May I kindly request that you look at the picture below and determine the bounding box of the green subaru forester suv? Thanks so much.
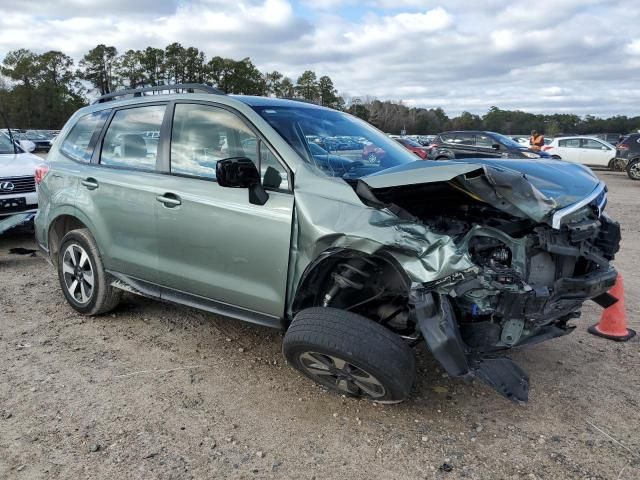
[35,84,621,403]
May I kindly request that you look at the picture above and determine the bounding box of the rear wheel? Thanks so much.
[627,159,640,180]
[551,155,561,159]
[57,229,121,315]
[283,307,416,403]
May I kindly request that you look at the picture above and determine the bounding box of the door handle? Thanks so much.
[156,194,182,207]
[81,178,98,190]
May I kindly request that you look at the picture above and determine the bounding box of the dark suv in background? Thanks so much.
[428,130,553,160]
[616,133,640,180]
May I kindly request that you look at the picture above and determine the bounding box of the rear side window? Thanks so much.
[559,139,580,148]
[100,105,166,171]
[60,110,110,162]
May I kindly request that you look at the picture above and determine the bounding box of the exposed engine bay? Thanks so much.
[293,171,621,402]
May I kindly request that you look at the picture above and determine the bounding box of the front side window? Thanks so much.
[60,110,111,162]
[170,103,288,189]
[581,139,606,150]
[100,105,165,170]
[559,138,580,148]
[475,134,494,147]
[453,133,475,145]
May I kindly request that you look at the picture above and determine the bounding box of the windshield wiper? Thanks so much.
[0,108,19,155]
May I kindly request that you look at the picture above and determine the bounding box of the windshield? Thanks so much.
[491,132,526,149]
[0,132,19,154]
[252,105,418,179]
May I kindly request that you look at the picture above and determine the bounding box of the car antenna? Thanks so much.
[0,108,18,155]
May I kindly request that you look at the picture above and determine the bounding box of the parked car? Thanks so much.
[23,130,56,152]
[0,130,45,221]
[394,137,429,159]
[543,136,617,169]
[616,133,640,180]
[361,143,386,164]
[35,84,620,404]
[428,131,554,160]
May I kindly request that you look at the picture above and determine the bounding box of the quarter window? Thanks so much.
[60,110,111,162]
[100,105,165,170]
[170,103,288,189]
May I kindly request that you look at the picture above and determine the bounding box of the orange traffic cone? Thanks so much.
[588,274,636,341]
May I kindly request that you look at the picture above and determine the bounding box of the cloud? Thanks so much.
[0,0,638,117]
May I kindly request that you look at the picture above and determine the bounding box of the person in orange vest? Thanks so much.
[529,130,545,151]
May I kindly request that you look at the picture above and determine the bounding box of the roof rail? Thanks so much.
[92,83,225,104]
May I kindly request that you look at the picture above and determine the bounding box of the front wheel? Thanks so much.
[283,308,416,403]
[627,159,640,180]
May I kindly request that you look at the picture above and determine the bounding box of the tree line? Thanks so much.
[0,43,343,128]
[347,102,640,137]
[1,43,639,136]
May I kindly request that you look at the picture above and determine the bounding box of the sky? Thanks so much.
[0,0,638,117]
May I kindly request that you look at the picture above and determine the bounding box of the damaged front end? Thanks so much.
[290,157,621,402]
[350,160,620,402]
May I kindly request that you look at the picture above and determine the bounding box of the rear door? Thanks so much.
[556,138,582,163]
[154,102,294,320]
[76,103,168,284]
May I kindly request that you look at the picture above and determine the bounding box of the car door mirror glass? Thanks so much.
[216,157,260,188]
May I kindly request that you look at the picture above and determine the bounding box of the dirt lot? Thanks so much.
[1,170,639,480]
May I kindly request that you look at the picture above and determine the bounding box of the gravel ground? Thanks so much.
[1,170,639,480]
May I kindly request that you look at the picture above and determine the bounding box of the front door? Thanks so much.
[580,138,612,167]
[154,102,294,319]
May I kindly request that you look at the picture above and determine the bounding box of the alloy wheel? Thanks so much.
[629,161,640,180]
[298,351,386,399]
[62,243,95,305]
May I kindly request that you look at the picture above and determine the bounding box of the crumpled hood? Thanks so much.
[361,158,601,222]
[0,153,44,178]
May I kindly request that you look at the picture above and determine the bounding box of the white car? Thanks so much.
[544,136,617,169]
[0,131,45,220]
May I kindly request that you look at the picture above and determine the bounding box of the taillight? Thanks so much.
[618,143,629,151]
[35,165,49,184]
[428,143,438,149]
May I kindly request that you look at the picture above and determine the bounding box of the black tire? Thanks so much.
[57,228,121,315]
[283,307,416,403]
[435,156,449,160]
[551,155,561,159]
[627,158,640,180]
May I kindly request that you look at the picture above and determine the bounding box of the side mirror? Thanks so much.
[492,143,501,150]
[19,140,36,153]
[216,157,269,205]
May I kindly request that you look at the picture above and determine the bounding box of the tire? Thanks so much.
[436,156,449,160]
[57,228,122,315]
[626,158,640,180]
[283,307,416,403]
[551,155,561,159]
